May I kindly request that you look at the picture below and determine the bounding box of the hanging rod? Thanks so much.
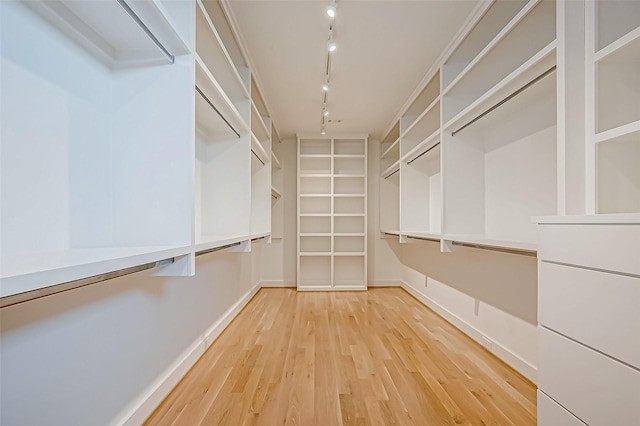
[450,241,536,257]
[407,142,440,165]
[252,235,268,242]
[384,168,400,180]
[407,235,440,243]
[117,0,174,64]
[0,258,174,309]
[196,242,242,257]
[451,66,557,136]
[195,86,241,138]
[252,149,265,165]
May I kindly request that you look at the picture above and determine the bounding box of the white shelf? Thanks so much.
[334,174,365,178]
[534,214,640,225]
[444,41,557,131]
[195,57,246,141]
[333,154,366,159]
[300,194,332,197]
[595,26,640,63]
[300,233,331,237]
[196,0,249,106]
[401,97,440,141]
[251,133,269,165]
[443,0,541,96]
[299,173,332,177]
[1,245,192,298]
[300,213,332,217]
[334,252,366,257]
[381,138,400,160]
[334,213,365,217]
[401,130,440,164]
[299,154,332,158]
[595,120,640,144]
[333,194,365,198]
[382,161,401,178]
[299,252,332,257]
[442,234,537,252]
[24,0,191,68]
[194,233,252,252]
[271,151,282,170]
[251,100,270,143]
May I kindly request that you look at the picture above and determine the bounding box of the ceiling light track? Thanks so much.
[320,2,337,135]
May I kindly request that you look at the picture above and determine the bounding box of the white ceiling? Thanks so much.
[227,0,480,141]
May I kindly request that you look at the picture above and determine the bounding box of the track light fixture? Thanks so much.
[323,109,329,117]
[328,40,337,52]
[327,1,336,18]
[321,127,326,135]
[322,78,330,91]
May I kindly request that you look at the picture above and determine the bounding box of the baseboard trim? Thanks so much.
[260,280,296,288]
[116,281,262,425]
[368,279,403,287]
[399,281,537,383]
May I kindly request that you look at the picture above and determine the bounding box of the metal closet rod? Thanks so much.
[407,235,440,243]
[384,168,400,180]
[196,241,242,256]
[195,86,241,138]
[252,149,265,165]
[451,66,557,137]
[407,141,440,165]
[117,0,174,64]
[450,241,536,257]
[0,258,174,309]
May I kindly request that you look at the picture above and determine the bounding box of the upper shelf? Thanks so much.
[196,0,249,105]
[272,151,282,170]
[195,56,248,141]
[25,0,191,68]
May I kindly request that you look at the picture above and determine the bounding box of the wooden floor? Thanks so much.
[146,288,536,425]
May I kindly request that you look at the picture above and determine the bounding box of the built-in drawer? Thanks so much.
[538,223,640,276]
[539,261,640,368]
[538,327,640,425]
[538,390,585,426]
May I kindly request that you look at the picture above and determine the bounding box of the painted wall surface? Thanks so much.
[399,241,538,381]
[0,248,259,425]
[368,139,404,286]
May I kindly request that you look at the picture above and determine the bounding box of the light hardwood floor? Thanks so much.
[145,288,536,425]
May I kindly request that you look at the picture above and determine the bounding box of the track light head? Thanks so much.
[323,109,329,116]
[321,128,326,135]
[327,2,336,18]
[328,41,337,52]
[322,79,330,91]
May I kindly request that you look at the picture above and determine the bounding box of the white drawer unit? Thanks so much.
[537,214,640,426]
[538,327,640,425]
[537,391,585,426]
[539,261,640,368]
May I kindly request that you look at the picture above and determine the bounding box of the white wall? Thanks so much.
[368,139,404,286]
[398,242,538,382]
[0,246,261,425]
[260,138,298,287]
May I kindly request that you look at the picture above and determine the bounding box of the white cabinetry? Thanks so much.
[298,136,367,290]
[536,215,640,425]
[1,0,277,304]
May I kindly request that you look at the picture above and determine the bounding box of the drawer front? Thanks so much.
[539,261,640,368]
[538,224,640,276]
[538,327,640,425]
[538,390,586,426]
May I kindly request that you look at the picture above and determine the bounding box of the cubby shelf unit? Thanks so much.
[297,135,368,290]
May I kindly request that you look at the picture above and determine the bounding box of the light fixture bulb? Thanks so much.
[322,80,329,91]
[321,128,326,135]
[326,3,336,18]
[328,41,337,52]
[323,109,329,116]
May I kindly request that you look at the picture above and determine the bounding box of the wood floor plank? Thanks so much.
[145,288,536,425]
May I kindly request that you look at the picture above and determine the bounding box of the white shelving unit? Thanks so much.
[1,0,280,303]
[298,136,368,290]
[588,0,640,214]
[194,0,252,252]
[1,0,194,297]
